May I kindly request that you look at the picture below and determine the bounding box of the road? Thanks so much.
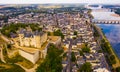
[15,63,38,72]
[66,39,72,72]
[93,24,111,71]
[0,33,10,43]
[0,47,6,63]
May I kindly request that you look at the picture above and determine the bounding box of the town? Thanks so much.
[0,4,118,72]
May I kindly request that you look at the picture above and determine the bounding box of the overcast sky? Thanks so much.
[0,0,120,4]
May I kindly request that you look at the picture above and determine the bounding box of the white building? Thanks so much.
[93,68,109,72]
[19,48,40,64]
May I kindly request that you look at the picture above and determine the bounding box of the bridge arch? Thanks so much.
[92,20,120,24]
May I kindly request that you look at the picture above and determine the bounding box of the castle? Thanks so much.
[12,27,61,64]
[18,27,47,48]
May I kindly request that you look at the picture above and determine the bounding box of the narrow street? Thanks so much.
[66,39,72,72]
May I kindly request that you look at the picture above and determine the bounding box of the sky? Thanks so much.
[0,0,120,4]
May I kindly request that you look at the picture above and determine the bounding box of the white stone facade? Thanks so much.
[19,49,39,64]
[19,33,47,48]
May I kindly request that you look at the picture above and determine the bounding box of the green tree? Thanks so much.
[7,44,12,49]
[109,55,116,64]
[79,50,84,56]
[82,47,90,53]
[36,44,63,72]
[116,67,120,72]
[71,52,76,62]
[1,23,41,37]
[47,32,51,36]
[74,31,77,35]
[54,30,64,39]
[79,62,92,72]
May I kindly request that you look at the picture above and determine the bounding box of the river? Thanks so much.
[91,10,120,58]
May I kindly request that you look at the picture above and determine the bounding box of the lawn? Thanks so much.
[94,24,120,69]
[104,38,120,68]
[0,36,7,45]
[0,60,25,72]
[2,47,34,69]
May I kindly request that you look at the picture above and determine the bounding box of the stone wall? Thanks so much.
[19,49,39,64]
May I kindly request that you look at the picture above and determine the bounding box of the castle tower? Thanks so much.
[19,34,24,46]
[26,25,32,32]
[34,35,41,48]
[43,33,47,43]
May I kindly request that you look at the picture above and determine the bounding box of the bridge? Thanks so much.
[85,4,102,9]
[92,20,120,24]
[92,9,112,12]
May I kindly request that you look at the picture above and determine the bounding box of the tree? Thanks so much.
[54,30,64,39]
[1,23,41,38]
[98,50,102,53]
[79,50,84,56]
[7,44,11,49]
[74,31,77,35]
[71,52,76,62]
[110,55,115,60]
[109,55,116,64]
[73,37,76,40]
[116,67,120,72]
[63,52,67,58]
[36,44,63,72]
[47,32,51,36]
[82,47,90,53]
[79,62,92,72]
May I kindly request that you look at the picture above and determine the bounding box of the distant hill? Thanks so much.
[115,8,120,15]
[0,7,17,10]
[102,5,120,8]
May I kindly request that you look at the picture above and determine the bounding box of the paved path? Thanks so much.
[66,39,72,72]
[15,63,38,72]
[0,34,10,43]
[93,24,111,71]
[0,48,6,63]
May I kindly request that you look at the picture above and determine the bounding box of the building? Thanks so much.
[18,27,47,48]
[12,27,62,64]
[93,68,109,72]
[19,47,40,64]
[48,36,61,47]
[18,42,49,64]
[11,27,48,64]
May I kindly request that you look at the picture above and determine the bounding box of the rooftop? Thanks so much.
[19,28,45,37]
[48,36,61,42]
[19,47,39,54]
[40,41,49,50]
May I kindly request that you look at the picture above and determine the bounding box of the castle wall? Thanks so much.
[23,38,30,47]
[49,37,61,47]
[40,33,47,45]
[19,32,48,48]
[30,38,35,47]
[40,42,49,58]
[19,49,39,64]
[19,34,24,46]
[55,37,61,47]
[34,36,41,48]
[18,30,48,64]
[33,51,40,63]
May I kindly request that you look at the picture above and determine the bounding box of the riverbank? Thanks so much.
[111,14,120,17]
[91,11,120,20]
[93,24,120,69]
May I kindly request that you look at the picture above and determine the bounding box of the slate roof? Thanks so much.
[19,28,45,38]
